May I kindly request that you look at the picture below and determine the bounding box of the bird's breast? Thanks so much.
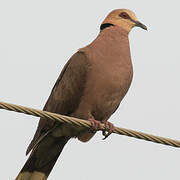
[76,57,133,121]
[76,32,133,120]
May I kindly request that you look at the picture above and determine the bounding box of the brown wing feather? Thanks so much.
[26,51,90,154]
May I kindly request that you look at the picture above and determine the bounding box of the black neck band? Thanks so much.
[100,23,114,31]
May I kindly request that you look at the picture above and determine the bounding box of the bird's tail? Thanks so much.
[16,135,69,180]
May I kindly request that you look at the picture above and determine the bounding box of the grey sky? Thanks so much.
[0,0,180,179]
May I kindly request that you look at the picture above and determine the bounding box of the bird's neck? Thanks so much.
[86,26,130,51]
[100,25,129,37]
[82,26,131,63]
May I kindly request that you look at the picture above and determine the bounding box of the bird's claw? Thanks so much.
[89,119,114,139]
[89,118,101,133]
[102,121,115,140]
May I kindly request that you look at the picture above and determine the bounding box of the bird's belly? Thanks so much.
[72,61,133,122]
[91,68,132,106]
[90,86,123,120]
[76,73,132,121]
[73,64,133,142]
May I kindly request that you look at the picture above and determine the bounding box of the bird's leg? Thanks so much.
[89,118,101,133]
[101,121,115,140]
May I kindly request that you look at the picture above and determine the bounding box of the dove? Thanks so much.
[16,9,147,180]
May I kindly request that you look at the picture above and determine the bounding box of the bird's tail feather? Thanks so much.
[16,135,69,180]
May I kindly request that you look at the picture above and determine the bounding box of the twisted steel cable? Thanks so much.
[0,101,180,148]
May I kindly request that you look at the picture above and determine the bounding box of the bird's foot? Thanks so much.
[88,119,115,139]
[89,118,101,132]
[102,121,115,140]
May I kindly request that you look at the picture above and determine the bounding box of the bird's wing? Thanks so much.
[26,51,90,154]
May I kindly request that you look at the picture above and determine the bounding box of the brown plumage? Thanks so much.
[16,9,147,180]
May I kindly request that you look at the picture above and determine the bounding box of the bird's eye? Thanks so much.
[119,12,130,19]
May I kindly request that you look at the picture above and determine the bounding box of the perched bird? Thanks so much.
[16,9,147,180]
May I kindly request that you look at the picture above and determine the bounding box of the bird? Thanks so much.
[16,9,147,180]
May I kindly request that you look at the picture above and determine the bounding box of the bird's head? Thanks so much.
[100,9,147,33]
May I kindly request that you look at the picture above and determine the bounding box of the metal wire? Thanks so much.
[0,101,180,148]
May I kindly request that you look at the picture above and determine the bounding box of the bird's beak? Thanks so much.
[134,20,147,30]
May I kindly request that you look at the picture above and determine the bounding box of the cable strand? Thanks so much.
[0,101,180,148]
